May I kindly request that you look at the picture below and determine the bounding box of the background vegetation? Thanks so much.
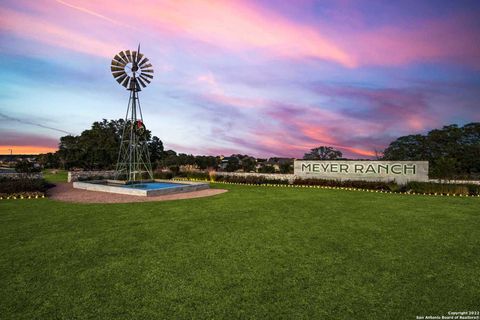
[35,121,480,179]
[383,123,480,179]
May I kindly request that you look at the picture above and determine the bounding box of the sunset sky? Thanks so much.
[1,0,479,157]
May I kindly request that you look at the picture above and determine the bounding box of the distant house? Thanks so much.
[0,154,38,167]
[255,158,267,171]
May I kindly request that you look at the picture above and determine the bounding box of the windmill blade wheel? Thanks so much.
[111,49,154,91]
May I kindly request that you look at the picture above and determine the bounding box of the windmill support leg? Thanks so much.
[115,87,153,182]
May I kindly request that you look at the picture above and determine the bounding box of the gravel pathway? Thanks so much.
[47,183,227,204]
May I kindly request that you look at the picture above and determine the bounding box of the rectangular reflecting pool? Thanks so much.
[73,179,209,197]
[121,182,189,190]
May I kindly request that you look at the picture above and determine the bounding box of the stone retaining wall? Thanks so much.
[68,171,116,183]
[0,172,43,179]
[428,179,480,185]
[213,171,295,183]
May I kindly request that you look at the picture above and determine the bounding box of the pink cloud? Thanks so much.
[0,131,59,154]
[53,0,128,27]
[341,13,480,67]
[3,0,479,68]
[126,0,356,66]
[116,1,479,68]
[313,85,440,133]
[194,99,382,158]
[6,0,355,67]
[204,93,267,110]
[0,6,123,58]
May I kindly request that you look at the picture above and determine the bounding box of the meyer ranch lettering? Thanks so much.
[301,162,417,175]
[294,160,429,183]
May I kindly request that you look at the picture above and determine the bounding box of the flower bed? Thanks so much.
[0,177,50,199]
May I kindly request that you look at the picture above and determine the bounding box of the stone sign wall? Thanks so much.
[294,160,429,184]
[68,170,116,183]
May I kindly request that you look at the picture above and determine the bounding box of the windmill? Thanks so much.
[111,45,154,181]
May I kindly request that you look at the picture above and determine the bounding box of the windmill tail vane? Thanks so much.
[110,46,154,181]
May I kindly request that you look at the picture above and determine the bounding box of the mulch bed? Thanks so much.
[47,183,227,204]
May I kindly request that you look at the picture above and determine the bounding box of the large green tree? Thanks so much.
[241,157,256,172]
[37,152,60,169]
[303,146,343,160]
[383,123,480,178]
[56,119,163,170]
[225,157,240,172]
[148,136,164,169]
[194,156,220,170]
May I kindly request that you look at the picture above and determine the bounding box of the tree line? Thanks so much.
[382,123,480,179]
[37,119,480,179]
[300,123,480,179]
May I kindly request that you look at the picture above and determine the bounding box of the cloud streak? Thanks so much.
[54,0,123,26]
[0,6,122,58]
[0,112,74,135]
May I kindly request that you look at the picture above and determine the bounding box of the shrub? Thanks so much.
[169,166,180,175]
[467,184,480,196]
[405,182,479,196]
[258,165,276,173]
[279,163,293,174]
[15,161,41,174]
[0,177,50,194]
[263,178,290,185]
[185,171,210,180]
[292,178,397,191]
[154,171,173,180]
[214,175,266,185]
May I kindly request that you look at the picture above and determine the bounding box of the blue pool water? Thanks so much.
[120,182,187,190]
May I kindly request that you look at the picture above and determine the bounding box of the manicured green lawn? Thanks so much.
[42,169,68,183]
[1,184,479,319]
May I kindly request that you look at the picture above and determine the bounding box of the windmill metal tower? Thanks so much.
[111,45,154,181]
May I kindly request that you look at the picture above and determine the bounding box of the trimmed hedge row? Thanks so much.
[213,174,290,185]
[293,178,397,191]
[176,171,210,180]
[404,182,479,196]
